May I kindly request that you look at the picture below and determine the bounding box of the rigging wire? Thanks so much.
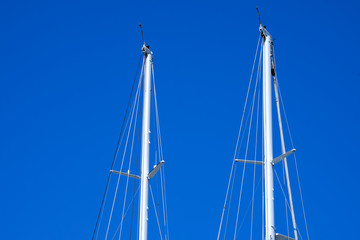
[250,68,261,240]
[294,156,309,239]
[223,35,263,240]
[129,92,142,240]
[297,227,304,240]
[283,158,290,238]
[272,47,291,239]
[150,185,164,240]
[223,95,262,240]
[217,34,261,240]
[274,169,304,240]
[92,53,143,240]
[155,151,160,206]
[282,150,290,236]
[118,81,142,240]
[222,41,261,240]
[222,156,237,240]
[234,178,262,238]
[110,185,141,240]
[223,83,264,239]
[95,63,143,239]
[274,170,291,211]
[152,64,170,240]
[223,66,263,239]
[276,78,310,240]
[160,164,169,240]
[105,69,143,240]
[233,45,261,240]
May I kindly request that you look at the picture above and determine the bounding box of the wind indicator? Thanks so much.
[139,22,145,45]
[256,6,262,26]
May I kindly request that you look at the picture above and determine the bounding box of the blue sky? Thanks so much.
[1,0,359,239]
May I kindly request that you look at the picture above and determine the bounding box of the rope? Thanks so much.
[92,53,143,240]
[217,34,261,240]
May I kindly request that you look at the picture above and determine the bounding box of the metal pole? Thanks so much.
[261,27,276,240]
[273,69,299,240]
[138,45,153,240]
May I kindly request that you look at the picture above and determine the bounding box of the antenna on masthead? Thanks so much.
[139,22,145,45]
[256,6,262,26]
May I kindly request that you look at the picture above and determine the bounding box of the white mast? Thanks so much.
[230,11,298,240]
[96,25,165,240]
[138,44,153,240]
[261,25,276,240]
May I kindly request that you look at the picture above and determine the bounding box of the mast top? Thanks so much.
[139,23,153,55]
[259,25,272,39]
[142,45,153,55]
[256,7,272,39]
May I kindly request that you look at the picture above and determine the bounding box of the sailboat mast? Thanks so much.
[261,25,276,240]
[138,44,153,240]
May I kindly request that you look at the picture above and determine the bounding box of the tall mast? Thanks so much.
[260,25,275,240]
[138,44,153,240]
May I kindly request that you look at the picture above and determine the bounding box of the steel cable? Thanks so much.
[217,34,261,240]
[91,53,143,240]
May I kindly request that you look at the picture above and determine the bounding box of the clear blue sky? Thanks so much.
[1,0,359,239]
